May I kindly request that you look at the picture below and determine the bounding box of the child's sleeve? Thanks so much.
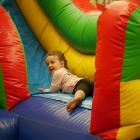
[49,70,64,92]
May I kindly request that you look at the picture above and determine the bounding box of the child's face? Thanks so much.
[45,55,64,74]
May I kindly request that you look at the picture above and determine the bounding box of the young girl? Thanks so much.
[38,50,93,112]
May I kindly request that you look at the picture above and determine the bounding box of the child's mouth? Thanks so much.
[49,67,54,72]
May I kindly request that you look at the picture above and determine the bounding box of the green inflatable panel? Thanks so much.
[37,0,100,54]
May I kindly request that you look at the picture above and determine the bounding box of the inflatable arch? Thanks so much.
[0,0,102,110]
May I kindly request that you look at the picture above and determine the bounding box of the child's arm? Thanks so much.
[38,69,64,93]
[49,70,63,92]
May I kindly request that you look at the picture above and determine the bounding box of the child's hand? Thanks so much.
[37,88,50,92]
[37,88,45,92]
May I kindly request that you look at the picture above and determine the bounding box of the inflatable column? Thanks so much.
[90,0,140,139]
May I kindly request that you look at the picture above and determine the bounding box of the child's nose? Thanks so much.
[48,64,52,67]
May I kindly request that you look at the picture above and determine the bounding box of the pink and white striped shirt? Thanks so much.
[48,67,82,93]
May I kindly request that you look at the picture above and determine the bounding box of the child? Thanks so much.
[38,50,93,112]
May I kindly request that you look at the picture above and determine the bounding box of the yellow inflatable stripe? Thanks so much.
[16,0,95,79]
[117,79,140,139]
[16,0,49,38]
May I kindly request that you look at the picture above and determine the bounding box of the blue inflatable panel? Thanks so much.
[0,110,18,140]
[11,96,103,140]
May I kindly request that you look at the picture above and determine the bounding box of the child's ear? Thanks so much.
[60,61,65,67]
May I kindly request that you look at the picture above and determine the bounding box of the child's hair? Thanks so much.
[45,50,67,68]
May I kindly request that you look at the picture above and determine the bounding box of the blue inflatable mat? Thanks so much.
[33,92,92,110]
[0,110,18,140]
[11,96,102,140]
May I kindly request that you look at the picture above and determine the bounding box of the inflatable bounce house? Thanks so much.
[0,0,140,140]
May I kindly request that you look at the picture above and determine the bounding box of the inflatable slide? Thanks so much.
[0,0,140,140]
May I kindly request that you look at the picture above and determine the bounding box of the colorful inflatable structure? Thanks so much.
[0,0,140,140]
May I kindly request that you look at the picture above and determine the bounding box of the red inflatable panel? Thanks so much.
[0,6,30,110]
